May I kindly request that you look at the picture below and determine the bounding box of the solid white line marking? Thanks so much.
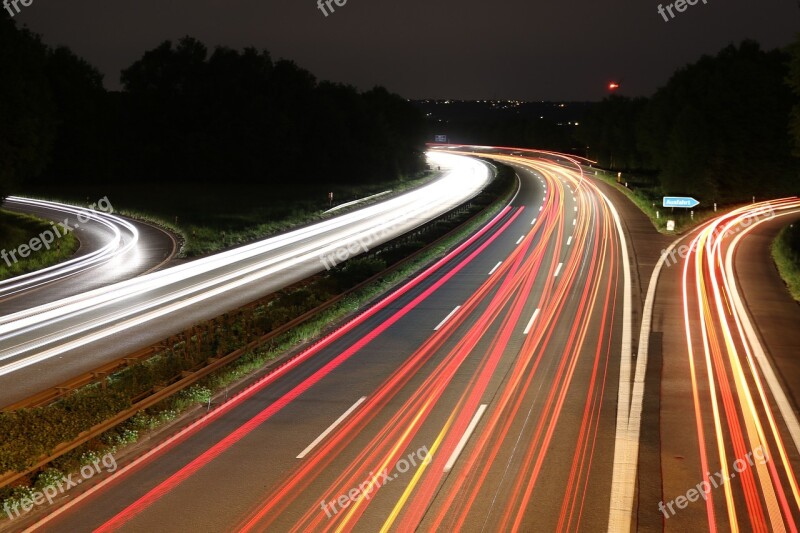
[554,263,563,278]
[444,404,488,473]
[601,189,634,533]
[297,397,367,459]
[567,236,573,246]
[516,235,525,245]
[435,305,462,331]
[488,262,502,276]
[523,308,541,335]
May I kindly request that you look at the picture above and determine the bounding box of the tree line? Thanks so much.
[576,40,799,202]
[0,13,427,201]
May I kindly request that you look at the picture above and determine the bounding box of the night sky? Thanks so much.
[15,0,800,101]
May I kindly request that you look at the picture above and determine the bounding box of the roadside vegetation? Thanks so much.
[589,167,743,235]
[0,210,79,281]
[772,223,800,302]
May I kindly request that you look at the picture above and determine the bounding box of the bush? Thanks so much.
[332,256,387,288]
[773,223,800,302]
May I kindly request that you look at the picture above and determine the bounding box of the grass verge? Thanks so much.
[589,167,741,235]
[0,210,79,281]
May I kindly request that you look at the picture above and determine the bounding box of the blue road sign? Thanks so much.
[663,196,699,209]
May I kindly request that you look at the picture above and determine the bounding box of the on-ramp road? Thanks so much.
[0,196,177,313]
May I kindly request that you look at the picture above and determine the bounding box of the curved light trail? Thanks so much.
[680,198,800,532]
[0,153,490,387]
[0,197,140,298]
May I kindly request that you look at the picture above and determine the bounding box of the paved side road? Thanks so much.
[733,213,800,408]
[590,178,673,532]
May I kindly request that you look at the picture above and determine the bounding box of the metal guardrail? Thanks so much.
[2,346,161,411]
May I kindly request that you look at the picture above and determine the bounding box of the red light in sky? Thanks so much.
[608,82,620,91]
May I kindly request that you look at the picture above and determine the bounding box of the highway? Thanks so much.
[0,152,490,406]
[0,197,177,313]
[7,148,800,532]
[15,150,634,532]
